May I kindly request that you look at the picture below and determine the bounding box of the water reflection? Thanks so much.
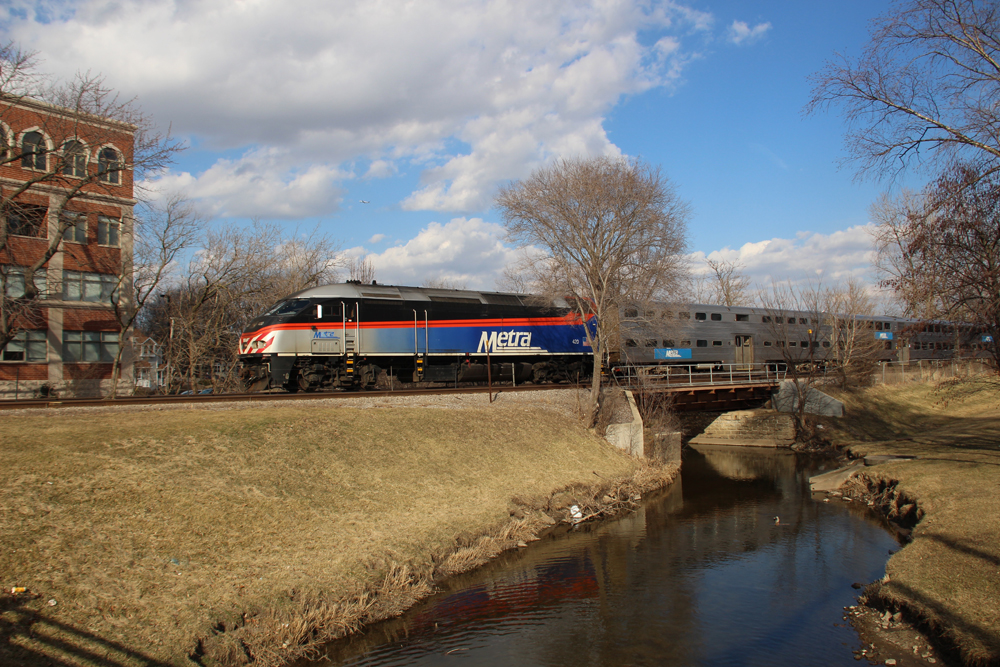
[313,447,898,667]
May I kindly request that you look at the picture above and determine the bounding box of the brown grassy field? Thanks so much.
[822,379,1000,666]
[0,393,669,666]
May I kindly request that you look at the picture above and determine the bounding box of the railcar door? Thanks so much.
[734,335,754,368]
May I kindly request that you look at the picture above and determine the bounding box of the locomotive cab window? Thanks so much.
[265,299,310,318]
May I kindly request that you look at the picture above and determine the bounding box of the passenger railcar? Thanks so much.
[615,303,993,370]
[239,282,594,392]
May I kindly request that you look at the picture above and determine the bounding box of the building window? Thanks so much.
[736,314,749,322]
[63,270,118,303]
[1,330,47,362]
[696,339,708,347]
[2,266,47,298]
[6,203,48,238]
[98,147,121,183]
[62,331,119,363]
[62,212,88,244]
[21,131,46,170]
[711,313,722,321]
[98,216,120,247]
[61,140,87,177]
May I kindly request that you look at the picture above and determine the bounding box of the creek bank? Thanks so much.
[0,389,676,667]
[814,380,1000,667]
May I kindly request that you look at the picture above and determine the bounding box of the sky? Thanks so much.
[1,0,914,293]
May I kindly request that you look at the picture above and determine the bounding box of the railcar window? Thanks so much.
[762,316,772,323]
[645,339,657,347]
[662,311,673,319]
[264,299,310,317]
[778,341,785,347]
[663,339,675,347]
[875,322,883,331]
[763,341,772,347]
[736,314,749,322]
[885,322,891,330]
[711,313,722,321]
[695,312,706,321]
[625,339,638,347]
[773,317,783,324]
[624,307,639,318]
[802,341,810,348]
[680,340,691,346]
[788,341,796,347]
[646,310,656,318]
[712,340,722,346]
[822,341,831,348]
[799,318,807,325]
[696,340,707,347]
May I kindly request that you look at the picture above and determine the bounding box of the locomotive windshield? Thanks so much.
[263,298,311,318]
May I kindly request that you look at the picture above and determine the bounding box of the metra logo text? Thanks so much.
[477,330,546,353]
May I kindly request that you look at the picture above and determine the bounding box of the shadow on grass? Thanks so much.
[882,580,1000,665]
[923,532,1000,568]
[1,596,173,667]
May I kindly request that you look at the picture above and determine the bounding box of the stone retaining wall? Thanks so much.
[689,409,796,448]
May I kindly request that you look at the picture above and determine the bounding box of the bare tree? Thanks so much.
[823,278,885,388]
[758,281,826,440]
[808,0,1000,181]
[106,194,202,395]
[0,45,181,351]
[871,164,1000,369]
[346,255,376,284]
[148,221,341,392]
[496,155,690,424]
[706,258,754,306]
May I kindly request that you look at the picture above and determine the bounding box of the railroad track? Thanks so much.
[0,382,574,411]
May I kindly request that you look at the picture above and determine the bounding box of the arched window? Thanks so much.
[21,131,46,170]
[98,147,121,183]
[61,140,87,178]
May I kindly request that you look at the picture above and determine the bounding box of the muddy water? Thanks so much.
[315,447,898,666]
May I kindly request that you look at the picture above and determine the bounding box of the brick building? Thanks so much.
[0,95,135,398]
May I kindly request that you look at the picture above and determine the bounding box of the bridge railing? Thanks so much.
[610,362,788,389]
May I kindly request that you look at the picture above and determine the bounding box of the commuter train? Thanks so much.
[238,282,595,392]
[238,283,994,392]
[614,303,994,371]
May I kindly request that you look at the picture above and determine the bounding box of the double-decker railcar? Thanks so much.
[614,303,993,370]
[239,282,594,392]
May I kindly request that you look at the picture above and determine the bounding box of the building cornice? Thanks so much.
[0,93,138,134]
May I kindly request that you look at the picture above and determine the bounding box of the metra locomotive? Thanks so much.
[238,282,594,392]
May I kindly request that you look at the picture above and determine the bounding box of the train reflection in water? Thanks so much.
[308,447,898,667]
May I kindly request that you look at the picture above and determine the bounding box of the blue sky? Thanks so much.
[3,0,912,292]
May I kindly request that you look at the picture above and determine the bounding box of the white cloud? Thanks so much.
[368,233,387,244]
[362,217,519,289]
[691,225,877,287]
[144,150,349,219]
[6,0,713,215]
[726,20,771,46]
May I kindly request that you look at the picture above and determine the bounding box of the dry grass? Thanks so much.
[0,394,665,666]
[821,379,1000,666]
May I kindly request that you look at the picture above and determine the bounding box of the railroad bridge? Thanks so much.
[611,363,785,412]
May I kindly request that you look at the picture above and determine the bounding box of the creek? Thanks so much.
[314,446,898,666]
